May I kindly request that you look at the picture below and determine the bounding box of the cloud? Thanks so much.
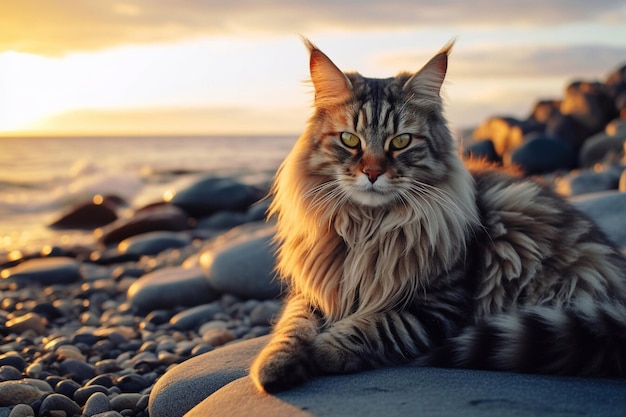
[2,0,624,55]
[378,44,626,80]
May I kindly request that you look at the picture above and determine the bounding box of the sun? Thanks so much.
[0,51,63,132]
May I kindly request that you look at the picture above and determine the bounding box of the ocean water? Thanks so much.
[0,135,295,254]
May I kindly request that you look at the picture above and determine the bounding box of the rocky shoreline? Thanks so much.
[1,62,626,417]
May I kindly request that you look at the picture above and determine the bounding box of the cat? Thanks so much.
[250,38,626,393]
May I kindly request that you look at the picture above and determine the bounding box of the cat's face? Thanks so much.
[302,40,456,209]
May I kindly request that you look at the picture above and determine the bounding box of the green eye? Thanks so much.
[340,132,361,149]
[390,134,411,150]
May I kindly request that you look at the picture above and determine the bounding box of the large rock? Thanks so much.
[472,117,529,158]
[509,135,576,175]
[571,191,626,248]
[127,266,221,311]
[199,222,282,300]
[97,203,190,246]
[49,196,120,230]
[560,80,617,135]
[149,335,626,417]
[169,176,264,218]
[148,336,268,417]
[579,120,626,167]
[0,257,82,286]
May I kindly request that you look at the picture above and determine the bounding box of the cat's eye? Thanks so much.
[340,132,361,149]
[390,134,411,151]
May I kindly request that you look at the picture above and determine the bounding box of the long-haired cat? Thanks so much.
[250,39,626,393]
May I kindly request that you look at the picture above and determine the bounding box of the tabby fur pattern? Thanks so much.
[250,39,626,393]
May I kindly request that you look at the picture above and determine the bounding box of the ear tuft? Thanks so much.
[302,37,352,107]
[403,40,454,99]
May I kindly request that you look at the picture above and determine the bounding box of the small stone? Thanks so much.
[90,412,123,417]
[249,300,282,326]
[201,328,236,347]
[115,374,150,393]
[55,344,86,362]
[0,355,26,372]
[117,231,191,257]
[58,358,96,383]
[83,392,112,417]
[7,403,34,417]
[39,393,82,417]
[110,393,143,411]
[74,386,110,406]
[5,312,47,336]
[0,366,22,382]
[195,211,248,231]
[168,303,223,330]
[54,379,81,398]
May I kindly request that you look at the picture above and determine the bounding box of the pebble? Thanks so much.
[82,391,111,416]
[0,380,50,406]
[510,135,576,175]
[58,359,96,383]
[49,198,119,230]
[7,404,34,417]
[39,393,82,417]
[168,303,223,330]
[117,231,192,257]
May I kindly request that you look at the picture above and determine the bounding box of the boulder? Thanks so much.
[169,176,264,218]
[199,222,282,300]
[127,266,221,311]
[96,203,190,246]
[510,135,576,175]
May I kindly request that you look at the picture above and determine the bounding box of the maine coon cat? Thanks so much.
[250,39,626,393]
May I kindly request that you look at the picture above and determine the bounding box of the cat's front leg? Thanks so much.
[250,293,320,393]
[312,309,436,373]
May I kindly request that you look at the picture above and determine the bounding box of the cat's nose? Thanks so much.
[363,168,384,183]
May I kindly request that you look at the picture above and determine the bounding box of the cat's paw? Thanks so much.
[312,331,368,374]
[250,345,315,394]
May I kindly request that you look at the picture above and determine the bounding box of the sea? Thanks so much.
[0,135,296,255]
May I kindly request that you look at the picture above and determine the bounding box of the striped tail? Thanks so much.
[432,301,626,377]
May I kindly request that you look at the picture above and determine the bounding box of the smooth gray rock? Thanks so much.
[169,303,223,330]
[117,231,191,256]
[127,266,221,311]
[186,366,626,417]
[200,223,282,300]
[148,336,268,417]
[150,334,626,417]
[572,191,626,248]
[1,257,82,286]
[170,176,263,218]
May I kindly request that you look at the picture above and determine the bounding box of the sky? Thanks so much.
[0,0,625,136]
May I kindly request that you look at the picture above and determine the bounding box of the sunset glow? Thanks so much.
[1,0,625,136]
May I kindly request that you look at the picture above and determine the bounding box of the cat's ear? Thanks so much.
[403,41,454,99]
[303,38,352,107]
